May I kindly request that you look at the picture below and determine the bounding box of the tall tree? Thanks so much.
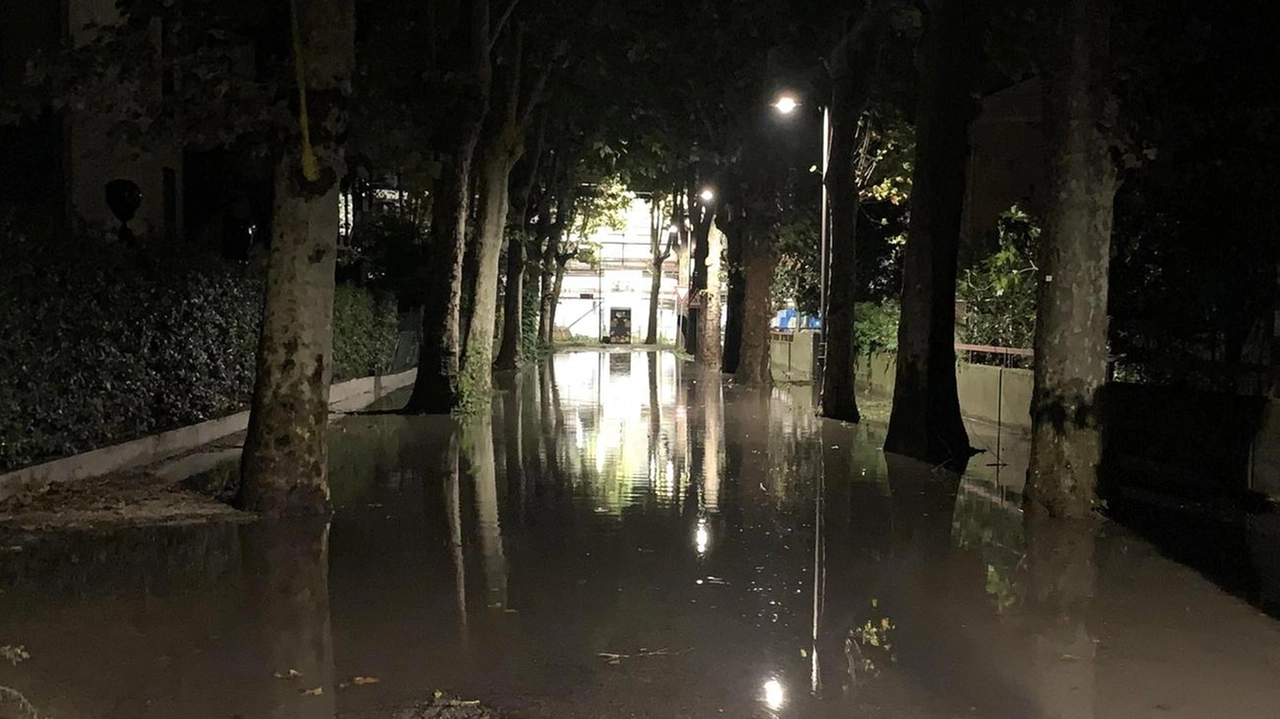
[239,0,355,515]
[1024,0,1118,518]
[819,2,892,422]
[645,194,676,345]
[459,26,553,407]
[404,0,493,413]
[883,0,987,462]
[494,115,547,370]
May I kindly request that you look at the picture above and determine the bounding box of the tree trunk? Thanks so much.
[819,89,862,422]
[733,237,779,387]
[1025,0,1117,518]
[688,188,709,358]
[697,223,724,369]
[817,2,892,422]
[645,198,666,346]
[405,0,491,414]
[460,146,516,406]
[238,0,353,516]
[495,230,526,369]
[722,222,746,374]
[646,259,664,345]
[549,258,568,338]
[883,0,986,463]
[495,136,546,370]
[537,237,557,345]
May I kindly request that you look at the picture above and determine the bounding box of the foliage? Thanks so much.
[770,216,821,316]
[853,301,901,357]
[573,176,632,239]
[0,221,400,473]
[956,206,1039,350]
[338,212,431,306]
[332,285,399,382]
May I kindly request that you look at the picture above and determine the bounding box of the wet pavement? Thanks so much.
[3,349,1280,718]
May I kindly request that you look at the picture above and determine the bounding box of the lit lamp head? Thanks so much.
[699,188,715,203]
[772,94,800,115]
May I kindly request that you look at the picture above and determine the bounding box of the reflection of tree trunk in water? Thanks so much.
[698,373,723,511]
[885,453,963,558]
[242,519,336,718]
[648,352,662,484]
[442,431,469,644]
[1021,519,1098,718]
[463,417,507,610]
[499,373,527,514]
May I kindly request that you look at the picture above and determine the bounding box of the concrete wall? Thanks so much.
[0,369,417,501]
[843,351,1033,433]
[769,330,818,383]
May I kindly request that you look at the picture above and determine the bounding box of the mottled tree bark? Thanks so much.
[884,0,987,463]
[238,0,354,516]
[1025,0,1117,518]
[460,146,516,404]
[405,0,491,414]
[697,223,725,369]
[462,32,550,400]
[495,129,546,370]
[733,234,779,387]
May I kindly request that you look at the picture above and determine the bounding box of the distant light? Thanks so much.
[668,223,681,234]
[695,519,709,555]
[772,95,799,114]
[699,189,715,202]
[763,678,785,711]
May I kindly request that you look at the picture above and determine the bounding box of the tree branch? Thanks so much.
[488,0,520,52]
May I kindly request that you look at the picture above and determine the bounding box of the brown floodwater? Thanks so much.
[3,349,1280,718]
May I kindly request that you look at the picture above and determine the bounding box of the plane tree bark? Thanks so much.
[460,28,553,407]
[238,0,355,516]
[405,0,494,414]
[883,0,988,463]
[1024,0,1118,518]
[494,115,547,370]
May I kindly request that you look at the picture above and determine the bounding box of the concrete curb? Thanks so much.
[0,368,417,502]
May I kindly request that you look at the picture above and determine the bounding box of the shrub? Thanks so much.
[853,301,900,356]
[332,284,398,381]
[0,221,401,473]
[956,206,1039,351]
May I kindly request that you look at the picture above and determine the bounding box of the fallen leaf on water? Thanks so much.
[273,669,302,680]
[352,676,380,686]
[300,687,324,696]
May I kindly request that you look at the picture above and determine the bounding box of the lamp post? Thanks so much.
[773,94,831,374]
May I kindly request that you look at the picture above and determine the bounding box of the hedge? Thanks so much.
[0,227,399,473]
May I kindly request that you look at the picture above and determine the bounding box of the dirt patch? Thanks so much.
[0,472,249,532]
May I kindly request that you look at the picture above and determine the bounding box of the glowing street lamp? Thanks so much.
[699,188,715,203]
[772,94,800,115]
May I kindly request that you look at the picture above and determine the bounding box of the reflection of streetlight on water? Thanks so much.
[694,518,710,555]
[763,677,786,711]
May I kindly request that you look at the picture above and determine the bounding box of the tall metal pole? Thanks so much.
[819,106,831,328]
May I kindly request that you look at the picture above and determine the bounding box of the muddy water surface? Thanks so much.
[3,349,1280,719]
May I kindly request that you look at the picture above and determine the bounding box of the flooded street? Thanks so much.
[4,349,1280,718]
